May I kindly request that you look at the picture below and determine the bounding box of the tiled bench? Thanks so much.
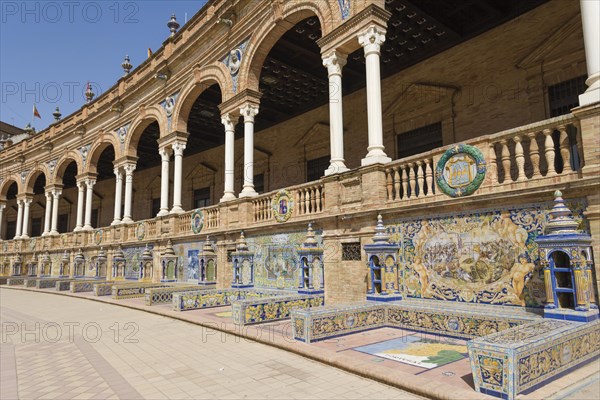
[112,283,172,299]
[232,293,324,326]
[291,303,388,343]
[468,319,600,399]
[144,285,209,306]
[71,280,113,293]
[172,289,283,311]
[7,278,25,286]
[37,278,67,289]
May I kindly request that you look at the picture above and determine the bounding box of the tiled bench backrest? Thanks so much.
[232,293,324,326]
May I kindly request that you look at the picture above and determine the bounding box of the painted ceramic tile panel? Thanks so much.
[122,246,150,279]
[388,199,588,307]
[247,230,323,290]
[353,335,468,369]
[173,241,211,282]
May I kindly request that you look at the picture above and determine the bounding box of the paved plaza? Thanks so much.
[1,288,425,400]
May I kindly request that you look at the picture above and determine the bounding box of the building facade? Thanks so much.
[1,0,599,307]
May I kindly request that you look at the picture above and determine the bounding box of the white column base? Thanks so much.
[361,147,391,166]
[73,226,82,232]
[41,232,48,237]
[169,206,185,214]
[82,225,93,231]
[111,219,122,226]
[13,235,21,240]
[220,192,236,203]
[239,186,258,198]
[49,230,59,236]
[20,234,29,239]
[157,209,170,217]
[579,76,600,106]
[324,161,350,176]
[121,217,134,224]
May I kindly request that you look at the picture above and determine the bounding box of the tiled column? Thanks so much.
[122,163,136,224]
[579,0,600,106]
[83,178,96,230]
[220,113,236,202]
[323,51,349,175]
[42,191,52,236]
[74,181,85,231]
[14,199,23,239]
[158,146,172,217]
[20,196,32,237]
[358,26,391,166]
[239,104,259,198]
[50,189,62,235]
[171,142,186,213]
[112,168,123,225]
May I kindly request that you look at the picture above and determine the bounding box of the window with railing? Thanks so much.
[396,122,443,160]
[194,187,211,209]
[548,75,587,117]
[307,155,330,182]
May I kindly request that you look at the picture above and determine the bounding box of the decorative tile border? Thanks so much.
[144,285,207,306]
[172,288,284,311]
[232,294,324,326]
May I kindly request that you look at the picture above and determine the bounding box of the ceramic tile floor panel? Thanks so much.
[0,289,424,400]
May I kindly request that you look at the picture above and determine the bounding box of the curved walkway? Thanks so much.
[0,289,423,400]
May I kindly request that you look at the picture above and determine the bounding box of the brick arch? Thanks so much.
[87,133,120,173]
[171,63,231,134]
[238,1,336,92]
[54,151,83,183]
[124,105,167,156]
[23,165,51,193]
[0,176,20,200]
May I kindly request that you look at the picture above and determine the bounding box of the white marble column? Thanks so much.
[240,104,259,197]
[42,191,52,236]
[220,113,236,202]
[358,26,391,166]
[579,0,600,106]
[20,198,32,239]
[74,181,85,231]
[122,163,136,224]
[0,203,5,240]
[14,199,23,239]
[158,147,172,216]
[83,179,96,230]
[50,190,61,235]
[171,142,186,213]
[323,51,350,175]
[112,168,123,225]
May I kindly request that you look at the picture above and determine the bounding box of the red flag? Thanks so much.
[33,105,41,119]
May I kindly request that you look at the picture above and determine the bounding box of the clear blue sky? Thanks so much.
[1,1,208,131]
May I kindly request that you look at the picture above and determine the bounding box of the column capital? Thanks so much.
[113,167,123,178]
[322,51,347,76]
[157,130,189,147]
[158,146,173,160]
[240,103,259,123]
[358,25,386,55]
[219,88,262,116]
[171,141,186,156]
[123,163,137,175]
[114,155,139,168]
[221,113,236,131]
[52,189,62,198]
[85,178,97,187]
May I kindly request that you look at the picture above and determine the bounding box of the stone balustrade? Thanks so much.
[252,195,273,222]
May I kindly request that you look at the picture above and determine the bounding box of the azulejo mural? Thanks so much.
[191,209,204,234]
[247,230,323,290]
[388,199,588,307]
[436,144,486,197]
[272,189,294,223]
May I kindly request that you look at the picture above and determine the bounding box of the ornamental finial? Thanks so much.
[545,190,579,234]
